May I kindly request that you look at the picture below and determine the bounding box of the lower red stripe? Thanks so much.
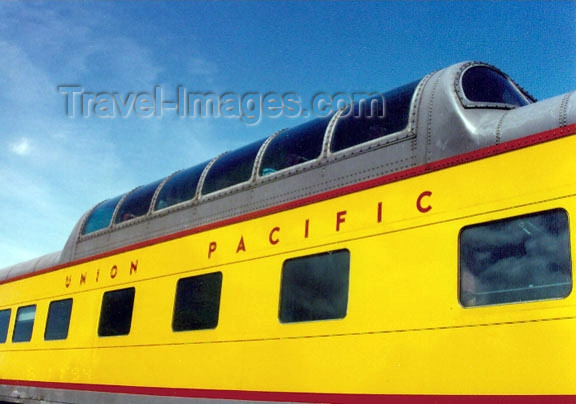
[1,379,575,403]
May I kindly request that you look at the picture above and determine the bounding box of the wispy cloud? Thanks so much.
[0,39,53,110]
[8,137,32,156]
[66,36,162,89]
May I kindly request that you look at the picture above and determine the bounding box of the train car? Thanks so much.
[0,61,575,403]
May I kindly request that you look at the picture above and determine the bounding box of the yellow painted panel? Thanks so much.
[0,133,575,395]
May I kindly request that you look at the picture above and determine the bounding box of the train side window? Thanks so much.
[459,209,572,307]
[259,117,331,176]
[154,161,209,211]
[115,180,163,224]
[45,299,73,341]
[98,288,135,337]
[279,249,350,323]
[82,195,123,235]
[0,309,11,343]
[330,81,419,153]
[13,305,36,343]
[173,272,222,331]
[202,139,266,195]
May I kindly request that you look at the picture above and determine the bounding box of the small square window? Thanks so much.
[279,249,350,323]
[45,299,73,341]
[173,272,222,331]
[98,288,135,337]
[13,305,36,343]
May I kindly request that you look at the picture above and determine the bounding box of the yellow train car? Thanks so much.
[0,61,575,403]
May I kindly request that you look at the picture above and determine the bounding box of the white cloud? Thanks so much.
[8,137,32,156]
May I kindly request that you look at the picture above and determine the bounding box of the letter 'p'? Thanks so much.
[208,241,217,258]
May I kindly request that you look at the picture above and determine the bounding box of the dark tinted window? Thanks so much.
[116,180,162,223]
[260,117,331,176]
[45,299,73,341]
[98,288,135,337]
[459,209,572,307]
[202,139,266,195]
[279,249,350,323]
[155,162,209,210]
[173,272,222,331]
[331,81,419,152]
[82,195,123,235]
[0,309,11,343]
[13,305,36,342]
[461,66,531,107]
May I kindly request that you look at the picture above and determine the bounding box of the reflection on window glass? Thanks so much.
[331,81,419,152]
[13,305,36,342]
[45,299,73,341]
[0,309,11,343]
[82,195,123,235]
[98,288,135,337]
[279,249,350,323]
[202,139,266,195]
[173,272,223,331]
[461,67,532,107]
[459,209,572,307]
[260,117,331,176]
[115,180,162,223]
[155,162,209,210]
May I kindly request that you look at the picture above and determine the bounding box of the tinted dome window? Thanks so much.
[331,80,419,152]
[461,66,531,107]
[202,138,266,195]
[260,117,331,176]
[82,195,123,235]
[116,180,162,224]
[155,161,209,211]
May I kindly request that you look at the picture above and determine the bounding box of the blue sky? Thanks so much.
[1,1,575,268]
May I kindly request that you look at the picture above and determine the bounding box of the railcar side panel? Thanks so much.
[0,129,575,402]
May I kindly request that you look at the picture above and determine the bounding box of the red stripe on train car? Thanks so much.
[1,379,576,403]
[2,122,576,286]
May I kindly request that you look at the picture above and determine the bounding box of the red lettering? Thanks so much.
[130,260,138,275]
[377,202,383,223]
[336,210,347,231]
[110,265,118,279]
[80,272,87,285]
[236,236,246,253]
[96,269,100,283]
[417,191,432,213]
[304,219,310,238]
[65,275,72,288]
[269,227,280,245]
[208,241,217,258]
